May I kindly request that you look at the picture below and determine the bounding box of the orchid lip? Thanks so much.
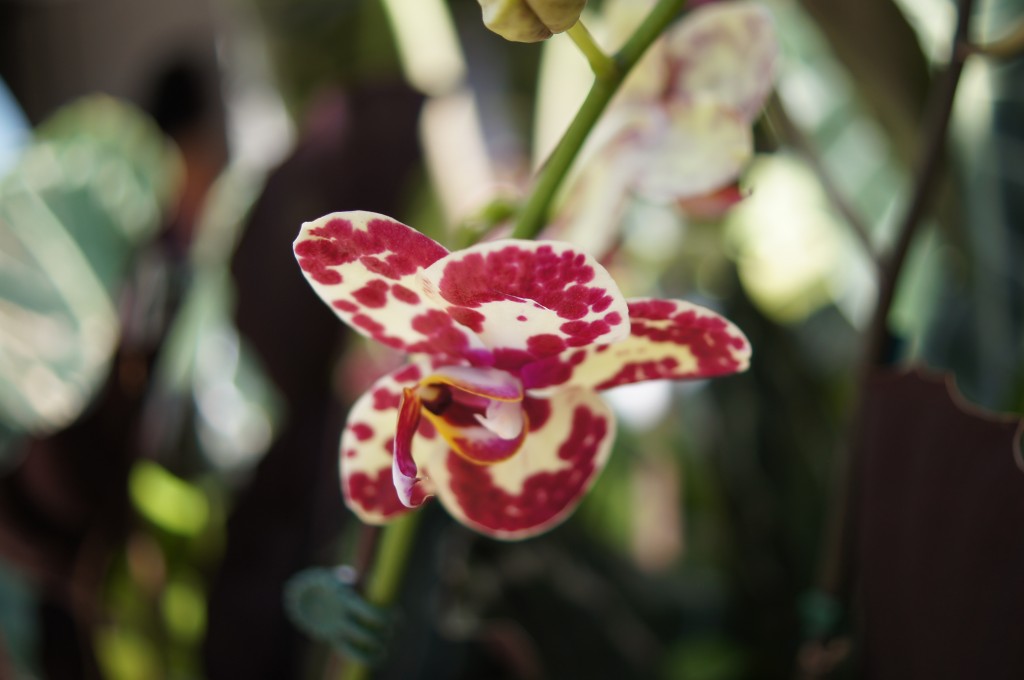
[418,376,529,466]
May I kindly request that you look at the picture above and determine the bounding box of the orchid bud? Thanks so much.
[477,0,587,43]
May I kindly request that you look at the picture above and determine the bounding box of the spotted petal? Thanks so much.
[340,362,445,524]
[419,239,630,367]
[422,387,615,540]
[522,298,751,391]
[294,211,484,359]
[627,99,753,203]
[663,0,778,122]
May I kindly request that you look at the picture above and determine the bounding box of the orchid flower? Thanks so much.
[552,1,777,255]
[294,211,750,539]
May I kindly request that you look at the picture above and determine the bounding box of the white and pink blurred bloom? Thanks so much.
[294,211,750,539]
[553,1,778,255]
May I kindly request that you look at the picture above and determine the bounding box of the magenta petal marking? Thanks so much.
[295,212,446,282]
[420,240,630,366]
[346,469,408,520]
[519,349,588,391]
[522,298,750,391]
[294,211,484,358]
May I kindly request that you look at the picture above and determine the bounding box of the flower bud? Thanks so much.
[477,0,587,43]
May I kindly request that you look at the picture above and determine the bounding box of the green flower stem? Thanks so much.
[364,511,421,605]
[338,512,422,680]
[511,0,688,240]
[567,21,616,80]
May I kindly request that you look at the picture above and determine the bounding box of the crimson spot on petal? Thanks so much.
[347,468,408,518]
[392,284,420,305]
[449,307,485,333]
[351,423,374,441]
[372,387,401,411]
[393,364,423,383]
[527,334,566,356]
[353,279,389,308]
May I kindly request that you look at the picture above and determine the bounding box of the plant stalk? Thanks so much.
[511,0,688,240]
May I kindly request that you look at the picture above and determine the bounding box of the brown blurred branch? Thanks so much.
[810,0,979,669]
[864,0,977,369]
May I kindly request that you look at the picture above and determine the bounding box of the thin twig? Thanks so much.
[567,21,617,80]
[864,0,976,369]
[816,0,977,628]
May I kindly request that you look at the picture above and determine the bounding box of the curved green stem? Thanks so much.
[567,21,616,79]
[364,512,421,605]
[511,0,688,240]
[337,512,422,680]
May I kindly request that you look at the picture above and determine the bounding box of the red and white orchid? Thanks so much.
[294,211,750,539]
[553,1,777,255]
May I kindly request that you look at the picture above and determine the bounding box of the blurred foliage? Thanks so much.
[0,560,37,677]
[96,162,278,680]
[99,475,225,680]
[923,0,1024,413]
[248,0,403,116]
[143,164,284,478]
[0,96,178,446]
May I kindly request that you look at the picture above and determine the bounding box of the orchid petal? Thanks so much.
[522,298,750,391]
[340,362,444,524]
[663,1,778,121]
[420,240,630,368]
[629,99,753,203]
[294,211,484,359]
[423,388,615,540]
